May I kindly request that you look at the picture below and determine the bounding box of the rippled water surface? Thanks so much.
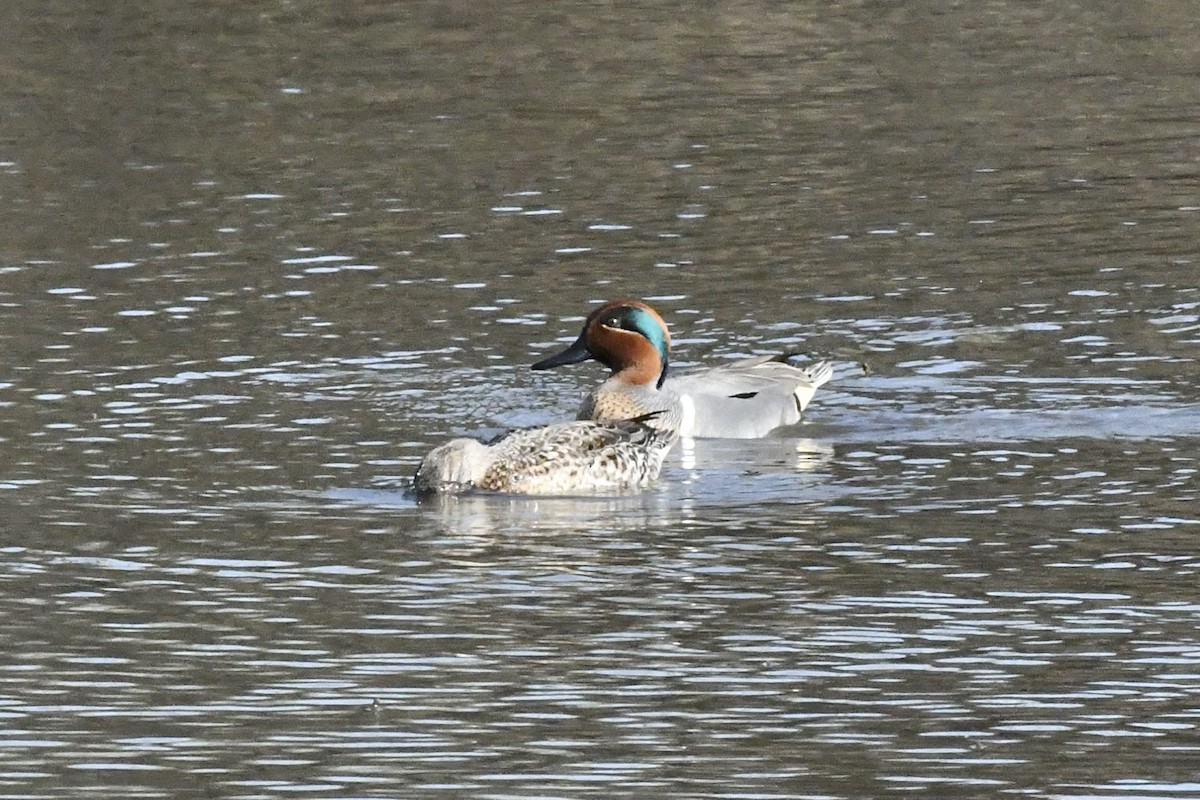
[2,1,1199,798]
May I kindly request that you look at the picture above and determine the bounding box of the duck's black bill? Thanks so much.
[531,336,591,370]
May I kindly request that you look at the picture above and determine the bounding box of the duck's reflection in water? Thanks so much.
[674,435,835,478]
[413,487,685,540]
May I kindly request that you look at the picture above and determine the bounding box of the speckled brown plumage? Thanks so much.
[414,415,677,496]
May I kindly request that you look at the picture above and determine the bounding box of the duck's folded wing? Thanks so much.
[665,360,833,438]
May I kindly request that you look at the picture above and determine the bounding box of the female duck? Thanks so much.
[531,299,832,439]
[414,414,676,495]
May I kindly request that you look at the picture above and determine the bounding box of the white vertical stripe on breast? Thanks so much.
[679,393,696,438]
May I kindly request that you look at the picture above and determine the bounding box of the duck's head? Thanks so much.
[531,299,670,388]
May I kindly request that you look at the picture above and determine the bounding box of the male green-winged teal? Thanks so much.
[532,299,832,438]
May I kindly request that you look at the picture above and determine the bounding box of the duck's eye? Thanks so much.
[604,316,622,329]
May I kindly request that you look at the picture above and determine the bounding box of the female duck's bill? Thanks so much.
[413,414,678,496]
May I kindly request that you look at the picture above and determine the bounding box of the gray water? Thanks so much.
[2,2,1199,798]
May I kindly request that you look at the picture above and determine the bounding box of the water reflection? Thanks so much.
[5,479,1200,798]
[336,486,686,540]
